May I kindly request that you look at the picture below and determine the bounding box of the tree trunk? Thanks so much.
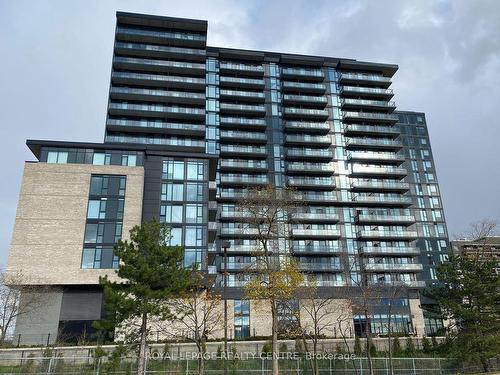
[313,338,318,375]
[387,322,394,375]
[198,340,205,375]
[365,310,374,375]
[271,300,279,375]
[137,312,148,375]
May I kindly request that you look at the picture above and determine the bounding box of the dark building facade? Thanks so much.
[7,12,450,344]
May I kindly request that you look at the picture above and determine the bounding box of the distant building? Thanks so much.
[452,236,500,273]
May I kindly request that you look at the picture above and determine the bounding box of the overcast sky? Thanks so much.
[1,0,499,266]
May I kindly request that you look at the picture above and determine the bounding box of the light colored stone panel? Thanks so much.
[409,298,425,337]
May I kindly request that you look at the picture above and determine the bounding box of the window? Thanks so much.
[92,153,111,165]
[185,226,204,247]
[160,205,183,223]
[167,228,182,246]
[161,183,183,201]
[47,151,68,164]
[186,183,205,201]
[184,249,202,267]
[81,247,118,269]
[87,199,106,219]
[234,300,250,339]
[163,160,185,180]
[186,204,204,223]
[187,161,205,180]
[121,154,137,166]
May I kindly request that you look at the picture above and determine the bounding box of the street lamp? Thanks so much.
[221,240,230,375]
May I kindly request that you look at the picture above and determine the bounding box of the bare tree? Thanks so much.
[0,270,49,346]
[334,303,359,375]
[171,286,223,375]
[238,185,304,375]
[383,284,408,375]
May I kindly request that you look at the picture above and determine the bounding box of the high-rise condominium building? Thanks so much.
[7,12,450,344]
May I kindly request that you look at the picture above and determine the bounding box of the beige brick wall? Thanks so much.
[7,162,144,285]
[299,299,353,338]
[409,298,425,337]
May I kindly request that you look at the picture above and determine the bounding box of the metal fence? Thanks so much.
[0,356,477,374]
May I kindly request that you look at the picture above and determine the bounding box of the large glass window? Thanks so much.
[81,247,118,269]
[163,160,185,180]
[168,228,182,246]
[87,199,106,219]
[185,226,204,247]
[161,183,184,201]
[92,153,111,165]
[234,300,250,339]
[187,161,205,180]
[160,205,183,223]
[185,204,204,223]
[47,151,68,164]
[186,183,205,201]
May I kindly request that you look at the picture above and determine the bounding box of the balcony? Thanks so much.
[351,165,407,177]
[282,81,326,93]
[351,195,412,207]
[219,117,267,129]
[220,130,267,144]
[114,42,206,61]
[108,102,205,120]
[111,71,205,89]
[368,280,426,288]
[219,63,264,76]
[219,174,268,186]
[356,213,416,225]
[220,227,259,237]
[219,210,251,220]
[286,148,333,160]
[359,246,420,256]
[105,135,204,150]
[285,121,330,133]
[106,119,205,136]
[341,98,396,110]
[339,73,392,87]
[283,107,329,119]
[350,179,410,192]
[220,262,256,272]
[115,26,206,47]
[343,111,399,123]
[346,137,403,150]
[291,212,339,223]
[220,76,265,89]
[298,263,343,272]
[285,134,331,146]
[109,86,205,105]
[282,67,324,80]
[364,263,423,272]
[357,229,418,239]
[293,192,337,203]
[220,145,267,157]
[305,280,346,287]
[340,86,394,99]
[348,151,405,164]
[286,162,335,175]
[293,246,342,255]
[291,228,341,239]
[113,56,205,75]
[287,177,334,189]
[283,94,328,106]
[344,124,399,138]
[220,103,266,115]
[218,190,249,200]
[219,159,268,171]
[219,89,265,102]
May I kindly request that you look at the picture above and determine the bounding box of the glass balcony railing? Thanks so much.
[356,214,416,224]
[293,192,337,202]
[341,98,396,108]
[287,162,335,173]
[105,135,204,147]
[219,210,251,219]
[285,121,330,132]
[282,81,326,91]
[220,174,268,184]
[115,42,206,56]
[282,68,324,78]
[108,102,204,116]
[220,76,265,86]
[368,280,426,288]
[287,177,334,187]
[347,138,403,148]
[343,111,399,122]
[351,179,410,191]
[283,94,328,104]
[292,229,341,237]
[113,56,205,71]
[340,86,394,97]
[220,145,266,155]
[287,148,333,158]
[291,212,339,222]
[112,71,205,86]
[218,190,249,199]
[298,263,343,271]
[219,89,265,99]
[220,262,256,271]
[220,103,266,113]
[364,263,423,272]
[110,86,205,101]
[345,124,399,136]
[357,229,418,238]
[348,151,404,162]
[340,73,392,83]
[351,165,407,175]
[352,195,412,205]
[220,117,267,127]
[284,108,329,117]
[116,26,206,42]
[220,63,264,73]
[286,135,331,144]
[294,245,342,254]
[106,119,205,132]
[220,227,259,236]
[359,246,420,255]
[219,159,268,170]
[220,130,267,141]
